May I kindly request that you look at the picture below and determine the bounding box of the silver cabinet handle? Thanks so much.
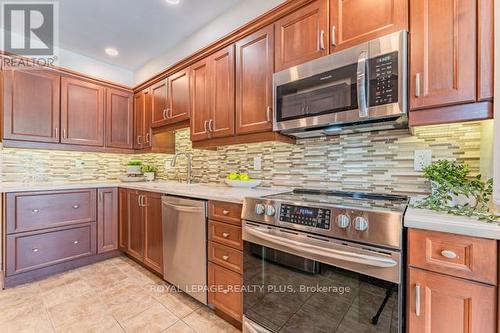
[138,195,142,207]
[73,240,79,245]
[203,120,208,133]
[54,127,58,138]
[163,109,168,120]
[415,283,421,316]
[266,106,272,122]
[440,250,457,259]
[415,73,421,97]
[208,119,214,132]
[32,248,39,253]
[32,208,39,214]
[319,30,325,50]
[222,289,229,294]
[73,204,80,209]
[145,132,150,143]
[62,128,67,139]
[222,255,229,261]
[166,108,172,118]
[99,191,103,202]
[142,195,148,207]
[222,232,230,238]
[331,26,337,46]
[356,51,369,118]
[137,135,142,145]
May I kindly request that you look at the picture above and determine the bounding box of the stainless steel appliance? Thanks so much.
[241,189,408,332]
[273,30,408,138]
[162,196,208,304]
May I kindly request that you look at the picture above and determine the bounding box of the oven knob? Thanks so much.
[336,214,350,229]
[354,216,369,231]
[265,205,276,216]
[255,204,265,215]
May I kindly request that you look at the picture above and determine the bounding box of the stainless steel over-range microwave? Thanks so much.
[273,30,408,138]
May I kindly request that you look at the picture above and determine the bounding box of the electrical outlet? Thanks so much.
[253,156,262,171]
[75,160,85,169]
[414,150,432,171]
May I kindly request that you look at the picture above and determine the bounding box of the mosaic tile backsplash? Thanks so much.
[0,122,485,196]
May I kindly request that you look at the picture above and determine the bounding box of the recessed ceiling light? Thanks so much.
[105,47,119,56]
[165,0,180,5]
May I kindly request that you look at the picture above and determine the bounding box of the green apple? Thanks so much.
[227,172,239,180]
[239,173,250,181]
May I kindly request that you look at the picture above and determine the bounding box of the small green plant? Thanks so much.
[127,160,142,166]
[412,160,499,223]
[142,165,157,173]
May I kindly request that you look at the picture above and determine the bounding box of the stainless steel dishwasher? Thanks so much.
[162,196,208,304]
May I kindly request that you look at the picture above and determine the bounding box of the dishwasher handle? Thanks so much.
[162,201,205,213]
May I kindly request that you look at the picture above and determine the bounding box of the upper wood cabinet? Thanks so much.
[105,88,133,149]
[274,0,328,72]
[3,69,60,143]
[151,79,169,128]
[190,58,211,142]
[408,268,496,333]
[235,25,274,135]
[410,0,477,110]
[330,0,408,52]
[133,88,151,149]
[478,0,493,101]
[61,77,105,146]
[167,69,190,123]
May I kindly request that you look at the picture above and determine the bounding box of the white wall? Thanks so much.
[134,0,286,85]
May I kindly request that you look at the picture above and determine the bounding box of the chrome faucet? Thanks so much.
[170,152,193,184]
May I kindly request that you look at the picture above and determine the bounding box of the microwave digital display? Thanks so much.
[369,51,399,106]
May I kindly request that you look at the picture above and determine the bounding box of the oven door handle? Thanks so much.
[244,226,397,268]
[357,51,369,118]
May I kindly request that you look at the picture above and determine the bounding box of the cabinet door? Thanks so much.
[142,88,152,149]
[190,58,211,142]
[167,69,190,123]
[3,69,60,143]
[330,0,408,52]
[151,79,169,128]
[208,262,242,322]
[133,90,146,149]
[235,25,274,135]
[410,0,476,110]
[126,190,144,261]
[143,192,163,274]
[61,77,105,146]
[274,0,328,72]
[97,188,118,254]
[408,268,496,333]
[210,45,235,139]
[118,188,128,252]
[105,88,133,149]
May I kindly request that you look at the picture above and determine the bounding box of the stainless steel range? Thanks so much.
[241,189,408,333]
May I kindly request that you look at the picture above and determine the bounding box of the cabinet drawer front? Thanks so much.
[208,262,242,322]
[408,229,497,284]
[208,220,243,250]
[6,223,96,276]
[208,241,242,274]
[208,201,242,225]
[6,189,97,234]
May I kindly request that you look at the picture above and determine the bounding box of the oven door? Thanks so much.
[242,221,403,333]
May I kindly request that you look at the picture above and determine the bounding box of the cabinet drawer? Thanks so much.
[408,229,497,285]
[6,222,96,276]
[208,241,242,274]
[208,201,242,225]
[6,189,97,234]
[208,220,243,250]
[208,262,242,322]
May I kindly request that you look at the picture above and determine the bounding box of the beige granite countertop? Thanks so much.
[0,181,290,204]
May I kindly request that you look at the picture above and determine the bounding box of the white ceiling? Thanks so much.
[58,0,243,71]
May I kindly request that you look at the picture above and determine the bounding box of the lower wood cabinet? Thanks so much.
[208,262,243,323]
[118,188,163,274]
[97,188,119,253]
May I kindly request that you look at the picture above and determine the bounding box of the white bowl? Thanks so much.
[224,179,262,188]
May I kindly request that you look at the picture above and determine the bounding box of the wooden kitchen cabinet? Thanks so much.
[133,88,152,149]
[118,188,129,252]
[408,268,496,333]
[105,88,133,149]
[329,0,408,52]
[167,69,190,124]
[125,189,144,261]
[143,191,163,274]
[274,0,328,72]
[2,69,60,143]
[409,0,477,110]
[208,262,243,323]
[190,58,211,142]
[151,79,169,128]
[97,188,118,254]
[235,25,274,135]
[61,77,105,146]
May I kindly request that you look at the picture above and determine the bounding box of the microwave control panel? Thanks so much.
[369,51,398,106]
[279,204,331,229]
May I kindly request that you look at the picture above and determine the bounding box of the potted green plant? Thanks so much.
[142,165,157,181]
[127,160,142,175]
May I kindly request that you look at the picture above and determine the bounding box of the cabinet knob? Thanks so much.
[32,208,40,214]
[222,210,229,215]
[73,240,79,245]
[222,255,229,261]
[222,289,229,294]
[73,204,80,209]
[222,232,230,238]
[440,250,457,259]
[32,248,39,253]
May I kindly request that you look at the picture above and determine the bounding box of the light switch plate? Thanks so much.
[253,156,262,171]
[414,150,432,171]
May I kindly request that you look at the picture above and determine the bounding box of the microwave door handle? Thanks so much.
[357,51,369,118]
[244,225,397,268]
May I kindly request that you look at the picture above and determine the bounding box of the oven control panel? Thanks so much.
[279,204,331,229]
[369,51,398,106]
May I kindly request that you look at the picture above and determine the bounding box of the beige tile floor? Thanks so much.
[0,256,241,333]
